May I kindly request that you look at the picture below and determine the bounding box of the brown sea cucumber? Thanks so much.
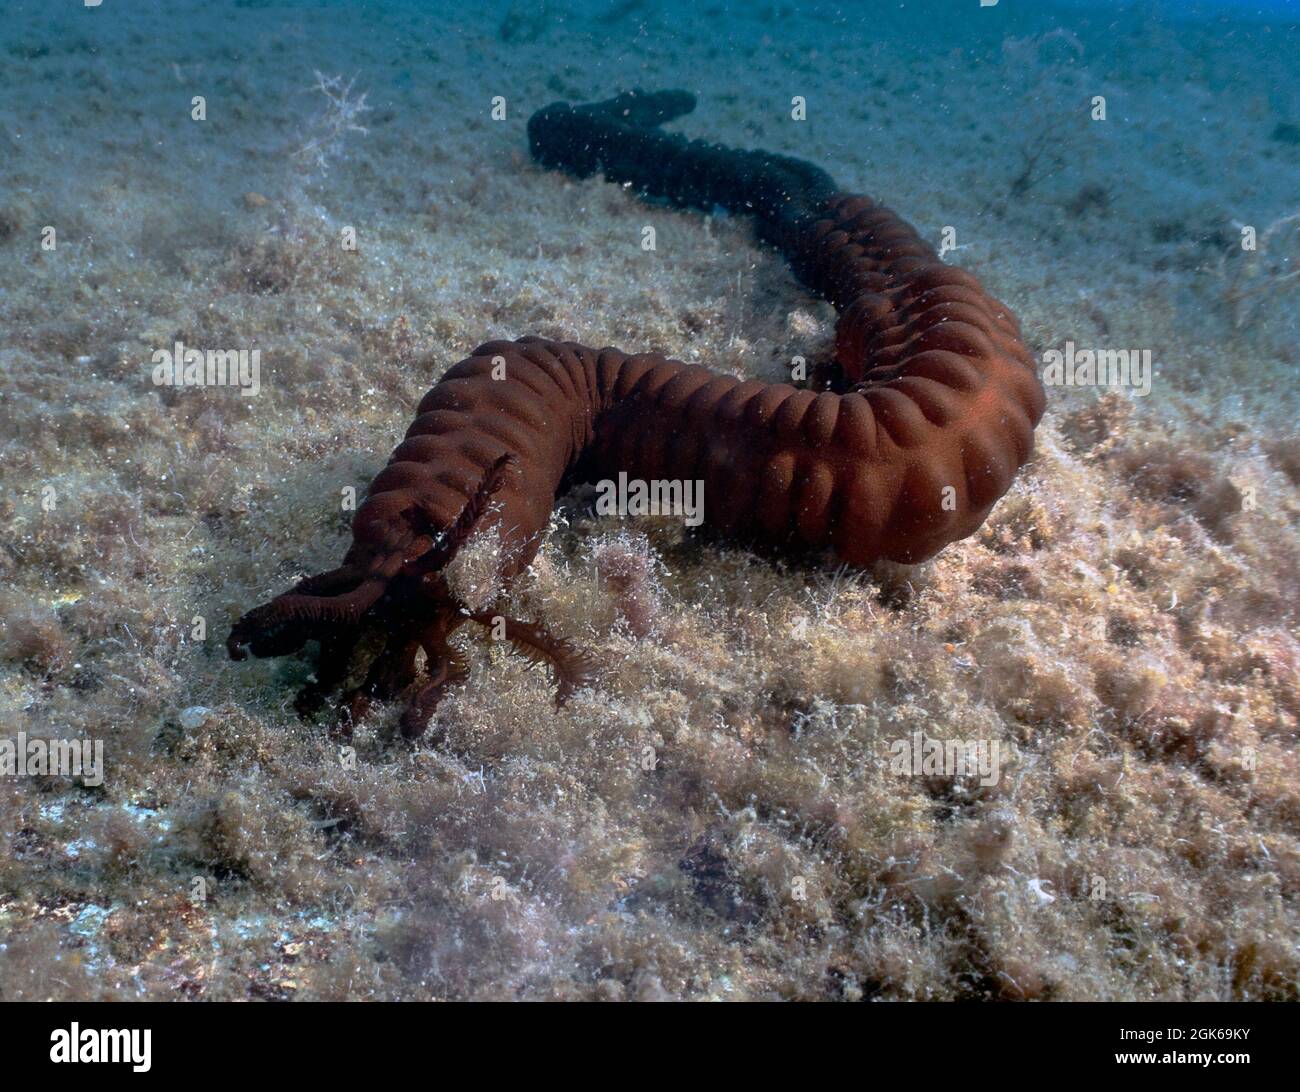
[228,90,1046,738]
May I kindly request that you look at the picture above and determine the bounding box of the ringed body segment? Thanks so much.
[228,91,1045,736]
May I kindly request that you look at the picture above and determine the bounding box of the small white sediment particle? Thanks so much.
[70,904,113,938]
[1028,878,1056,905]
[179,706,212,730]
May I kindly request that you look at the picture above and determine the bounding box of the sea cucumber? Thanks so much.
[228,90,1046,738]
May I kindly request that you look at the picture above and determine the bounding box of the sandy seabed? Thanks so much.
[0,0,1297,1000]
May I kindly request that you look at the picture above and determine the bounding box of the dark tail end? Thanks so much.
[527,89,837,226]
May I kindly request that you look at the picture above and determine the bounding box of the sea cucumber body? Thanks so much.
[350,233,1042,575]
[228,90,1046,732]
[344,187,1046,571]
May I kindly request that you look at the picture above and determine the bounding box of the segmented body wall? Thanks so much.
[228,90,1046,736]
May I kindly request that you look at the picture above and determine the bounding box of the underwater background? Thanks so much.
[0,0,1297,1000]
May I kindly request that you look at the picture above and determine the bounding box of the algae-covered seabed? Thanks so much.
[0,0,1297,1001]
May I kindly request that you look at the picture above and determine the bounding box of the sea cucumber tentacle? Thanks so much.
[229,90,1045,736]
